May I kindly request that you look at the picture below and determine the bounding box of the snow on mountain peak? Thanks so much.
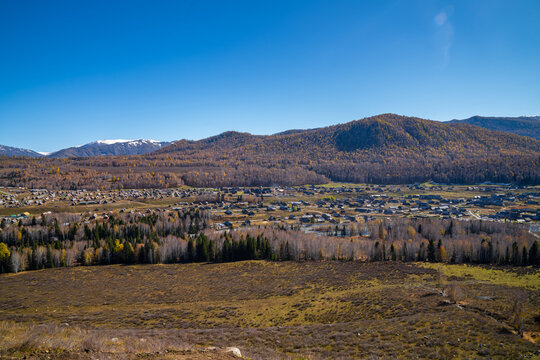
[91,139,161,146]
[96,139,134,145]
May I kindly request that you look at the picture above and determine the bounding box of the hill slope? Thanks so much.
[1,114,539,189]
[0,145,43,157]
[449,116,540,140]
[159,114,539,155]
[152,113,540,185]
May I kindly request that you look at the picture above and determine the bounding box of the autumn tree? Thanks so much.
[0,242,10,273]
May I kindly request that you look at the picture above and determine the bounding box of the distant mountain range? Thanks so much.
[449,116,540,140]
[0,139,171,158]
[0,145,43,157]
[47,139,171,158]
[1,114,539,189]
[1,115,538,159]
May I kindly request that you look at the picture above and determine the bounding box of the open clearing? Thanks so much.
[0,261,539,359]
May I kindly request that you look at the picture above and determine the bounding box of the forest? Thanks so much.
[1,210,538,274]
[1,114,539,189]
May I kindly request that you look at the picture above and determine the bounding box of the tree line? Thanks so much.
[1,212,538,273]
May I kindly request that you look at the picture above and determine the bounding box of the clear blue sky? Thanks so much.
[1,0,539,152]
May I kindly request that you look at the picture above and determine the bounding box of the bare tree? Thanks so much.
[510,292,527,336]
[9,251,22,273]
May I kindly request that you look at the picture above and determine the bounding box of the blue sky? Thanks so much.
[1,0,539,152]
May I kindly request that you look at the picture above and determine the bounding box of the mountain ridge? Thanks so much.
[157,113,540,155]
[2,114,539,158]
[50,139,172,158]
[0,139,172,158]
[147,113,540,186]
[448,115,540,140]
[0,144,43,158]
[1,114,539,189]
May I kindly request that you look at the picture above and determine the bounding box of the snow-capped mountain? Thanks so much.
[47,139,172,158]
[0,144,43,157]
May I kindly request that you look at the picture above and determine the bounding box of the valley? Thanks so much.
[1,182,539,359]
[1,116,540,359]
[3,1,540,358]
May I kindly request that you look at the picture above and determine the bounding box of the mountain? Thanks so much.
[448,116,540,140]
[0,144,43,157]
[152,113,540,186]
[273,128,313,136]
[1,114,539,189]
[160,114,540,155]
[47,139,172,158]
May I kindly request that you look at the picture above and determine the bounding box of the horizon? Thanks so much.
[1,112,540,153]
[3,113,539,154]
[2,0,540,152]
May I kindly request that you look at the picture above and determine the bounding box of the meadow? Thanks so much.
[1,261,538,359]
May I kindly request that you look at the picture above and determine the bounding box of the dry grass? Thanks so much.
[0,261,539,359]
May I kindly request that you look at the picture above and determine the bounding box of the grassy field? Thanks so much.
[0,197,183,216]
[0,261,539,359]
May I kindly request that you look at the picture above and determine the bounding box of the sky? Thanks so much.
[1,0,539,152]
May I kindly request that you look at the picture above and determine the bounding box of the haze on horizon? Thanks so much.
[1,0,539,153]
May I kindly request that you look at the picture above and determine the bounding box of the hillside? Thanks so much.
[1,114,539,189]
[0,145,43,158]
[449,116,540,140]
[160,114,540,155]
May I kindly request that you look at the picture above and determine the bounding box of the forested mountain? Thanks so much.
[48,139,171,158]
[449,116,540,140]
[160,114,539,155]
[0,145,43,158]
[1,114,539,189]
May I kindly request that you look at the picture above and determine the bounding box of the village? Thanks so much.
[1,183,539,231]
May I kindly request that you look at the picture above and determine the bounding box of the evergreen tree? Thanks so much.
[196,234,210,262]
[437,240,443,262]
[511,242,519,265]
[427,239,436,262]
[124,242,135,264]
[418,243,426,261]
[446,220,454,237]
[522,245,528,266]
[222,238,231,262]
[46,245,54,268]
[187,238,195,262]
[529,240,538,265]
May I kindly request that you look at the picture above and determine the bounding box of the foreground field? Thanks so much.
[0,261,539,359]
